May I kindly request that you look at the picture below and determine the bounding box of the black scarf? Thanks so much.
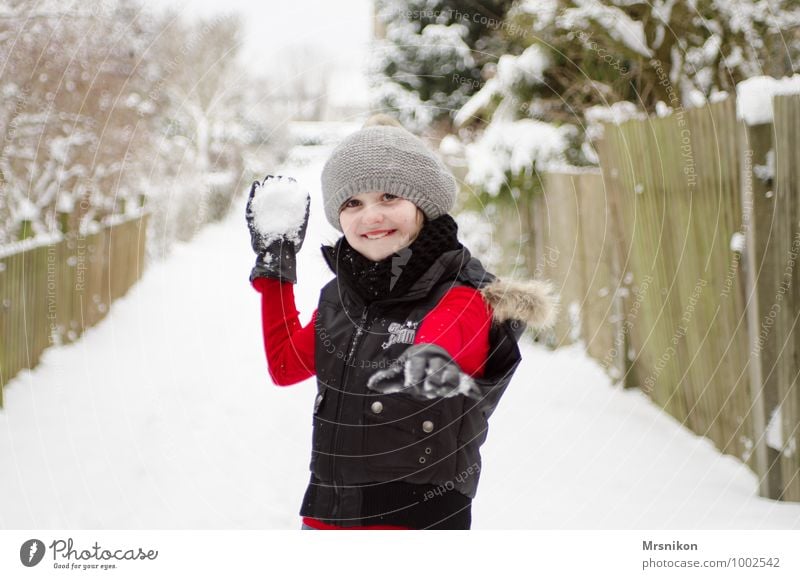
[327,214,462,303]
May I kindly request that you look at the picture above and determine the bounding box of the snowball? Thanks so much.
[736,75,800,125]
[249,177,308,243]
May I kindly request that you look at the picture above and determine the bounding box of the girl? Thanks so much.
[246,117,558,530]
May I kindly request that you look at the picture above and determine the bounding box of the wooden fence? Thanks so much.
[0,214,149,407]
[531,170,622,370]
[531,96,800,501]
[745,95,800,501]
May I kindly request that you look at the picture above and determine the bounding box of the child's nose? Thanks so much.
[362,203,385,224]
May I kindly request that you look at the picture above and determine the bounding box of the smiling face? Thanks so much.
[338,191,424,261]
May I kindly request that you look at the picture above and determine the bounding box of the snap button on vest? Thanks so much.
[422,420,434,433]
[370,401,383,414]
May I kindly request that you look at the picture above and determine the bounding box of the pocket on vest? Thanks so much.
[362,394,456,479]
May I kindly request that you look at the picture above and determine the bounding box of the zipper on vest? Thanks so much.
[329,304,371,508]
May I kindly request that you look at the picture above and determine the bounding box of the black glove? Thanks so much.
[366,344,482,401]
[245,175,310,284]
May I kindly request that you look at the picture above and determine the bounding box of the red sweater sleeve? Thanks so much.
[414,286,492,378]
[251,277,316,386]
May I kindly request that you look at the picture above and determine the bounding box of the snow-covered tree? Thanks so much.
[0,1,284,250]
[503,0,800,114]
[0,0,164,243]
[453,0,800,198]
[131,13,254,244]
[371,0,515,133]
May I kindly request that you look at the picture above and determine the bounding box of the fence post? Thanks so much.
[738,105,799,499]
[772,94,800,501]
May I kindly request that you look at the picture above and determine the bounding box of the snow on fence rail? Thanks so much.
[533,96,800,502]
[0,213,149,408]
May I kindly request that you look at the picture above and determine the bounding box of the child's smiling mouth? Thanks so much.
[362,229,397,240]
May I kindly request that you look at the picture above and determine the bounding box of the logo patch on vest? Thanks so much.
[381,320,419,350]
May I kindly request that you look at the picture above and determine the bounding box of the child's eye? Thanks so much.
[341,198,361,210]
[382,194,398,202]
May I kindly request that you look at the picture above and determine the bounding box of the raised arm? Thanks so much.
[251,278,316,386]
[245,175,316,386]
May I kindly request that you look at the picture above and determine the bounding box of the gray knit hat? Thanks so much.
[321,125,457,231]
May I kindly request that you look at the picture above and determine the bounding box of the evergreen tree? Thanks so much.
[372,0,515,133]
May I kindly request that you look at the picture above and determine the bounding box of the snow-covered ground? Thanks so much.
[1,123,799,530]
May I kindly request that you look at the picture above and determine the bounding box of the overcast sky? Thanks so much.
[142,0,374,104]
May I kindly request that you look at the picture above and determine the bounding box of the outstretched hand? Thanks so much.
[366,344,482,401]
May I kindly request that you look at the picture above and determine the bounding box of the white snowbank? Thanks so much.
[736,75,800,125]
[249,177,309,243]
[2,122,800,530]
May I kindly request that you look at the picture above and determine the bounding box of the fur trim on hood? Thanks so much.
[480,278,560,331]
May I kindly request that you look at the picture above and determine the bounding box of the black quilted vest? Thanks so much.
[299,245,524,528]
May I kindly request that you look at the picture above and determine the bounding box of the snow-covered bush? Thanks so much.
[371,0,516,133]
[0,1,286,253]
[449,0,800,166]
[0,0,159,243]
[464,119,574,197]
[510,0,799,112]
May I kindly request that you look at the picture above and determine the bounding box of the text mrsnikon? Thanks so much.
[643,540,698,551]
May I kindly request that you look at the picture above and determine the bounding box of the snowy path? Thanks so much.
[2,128,799,529]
